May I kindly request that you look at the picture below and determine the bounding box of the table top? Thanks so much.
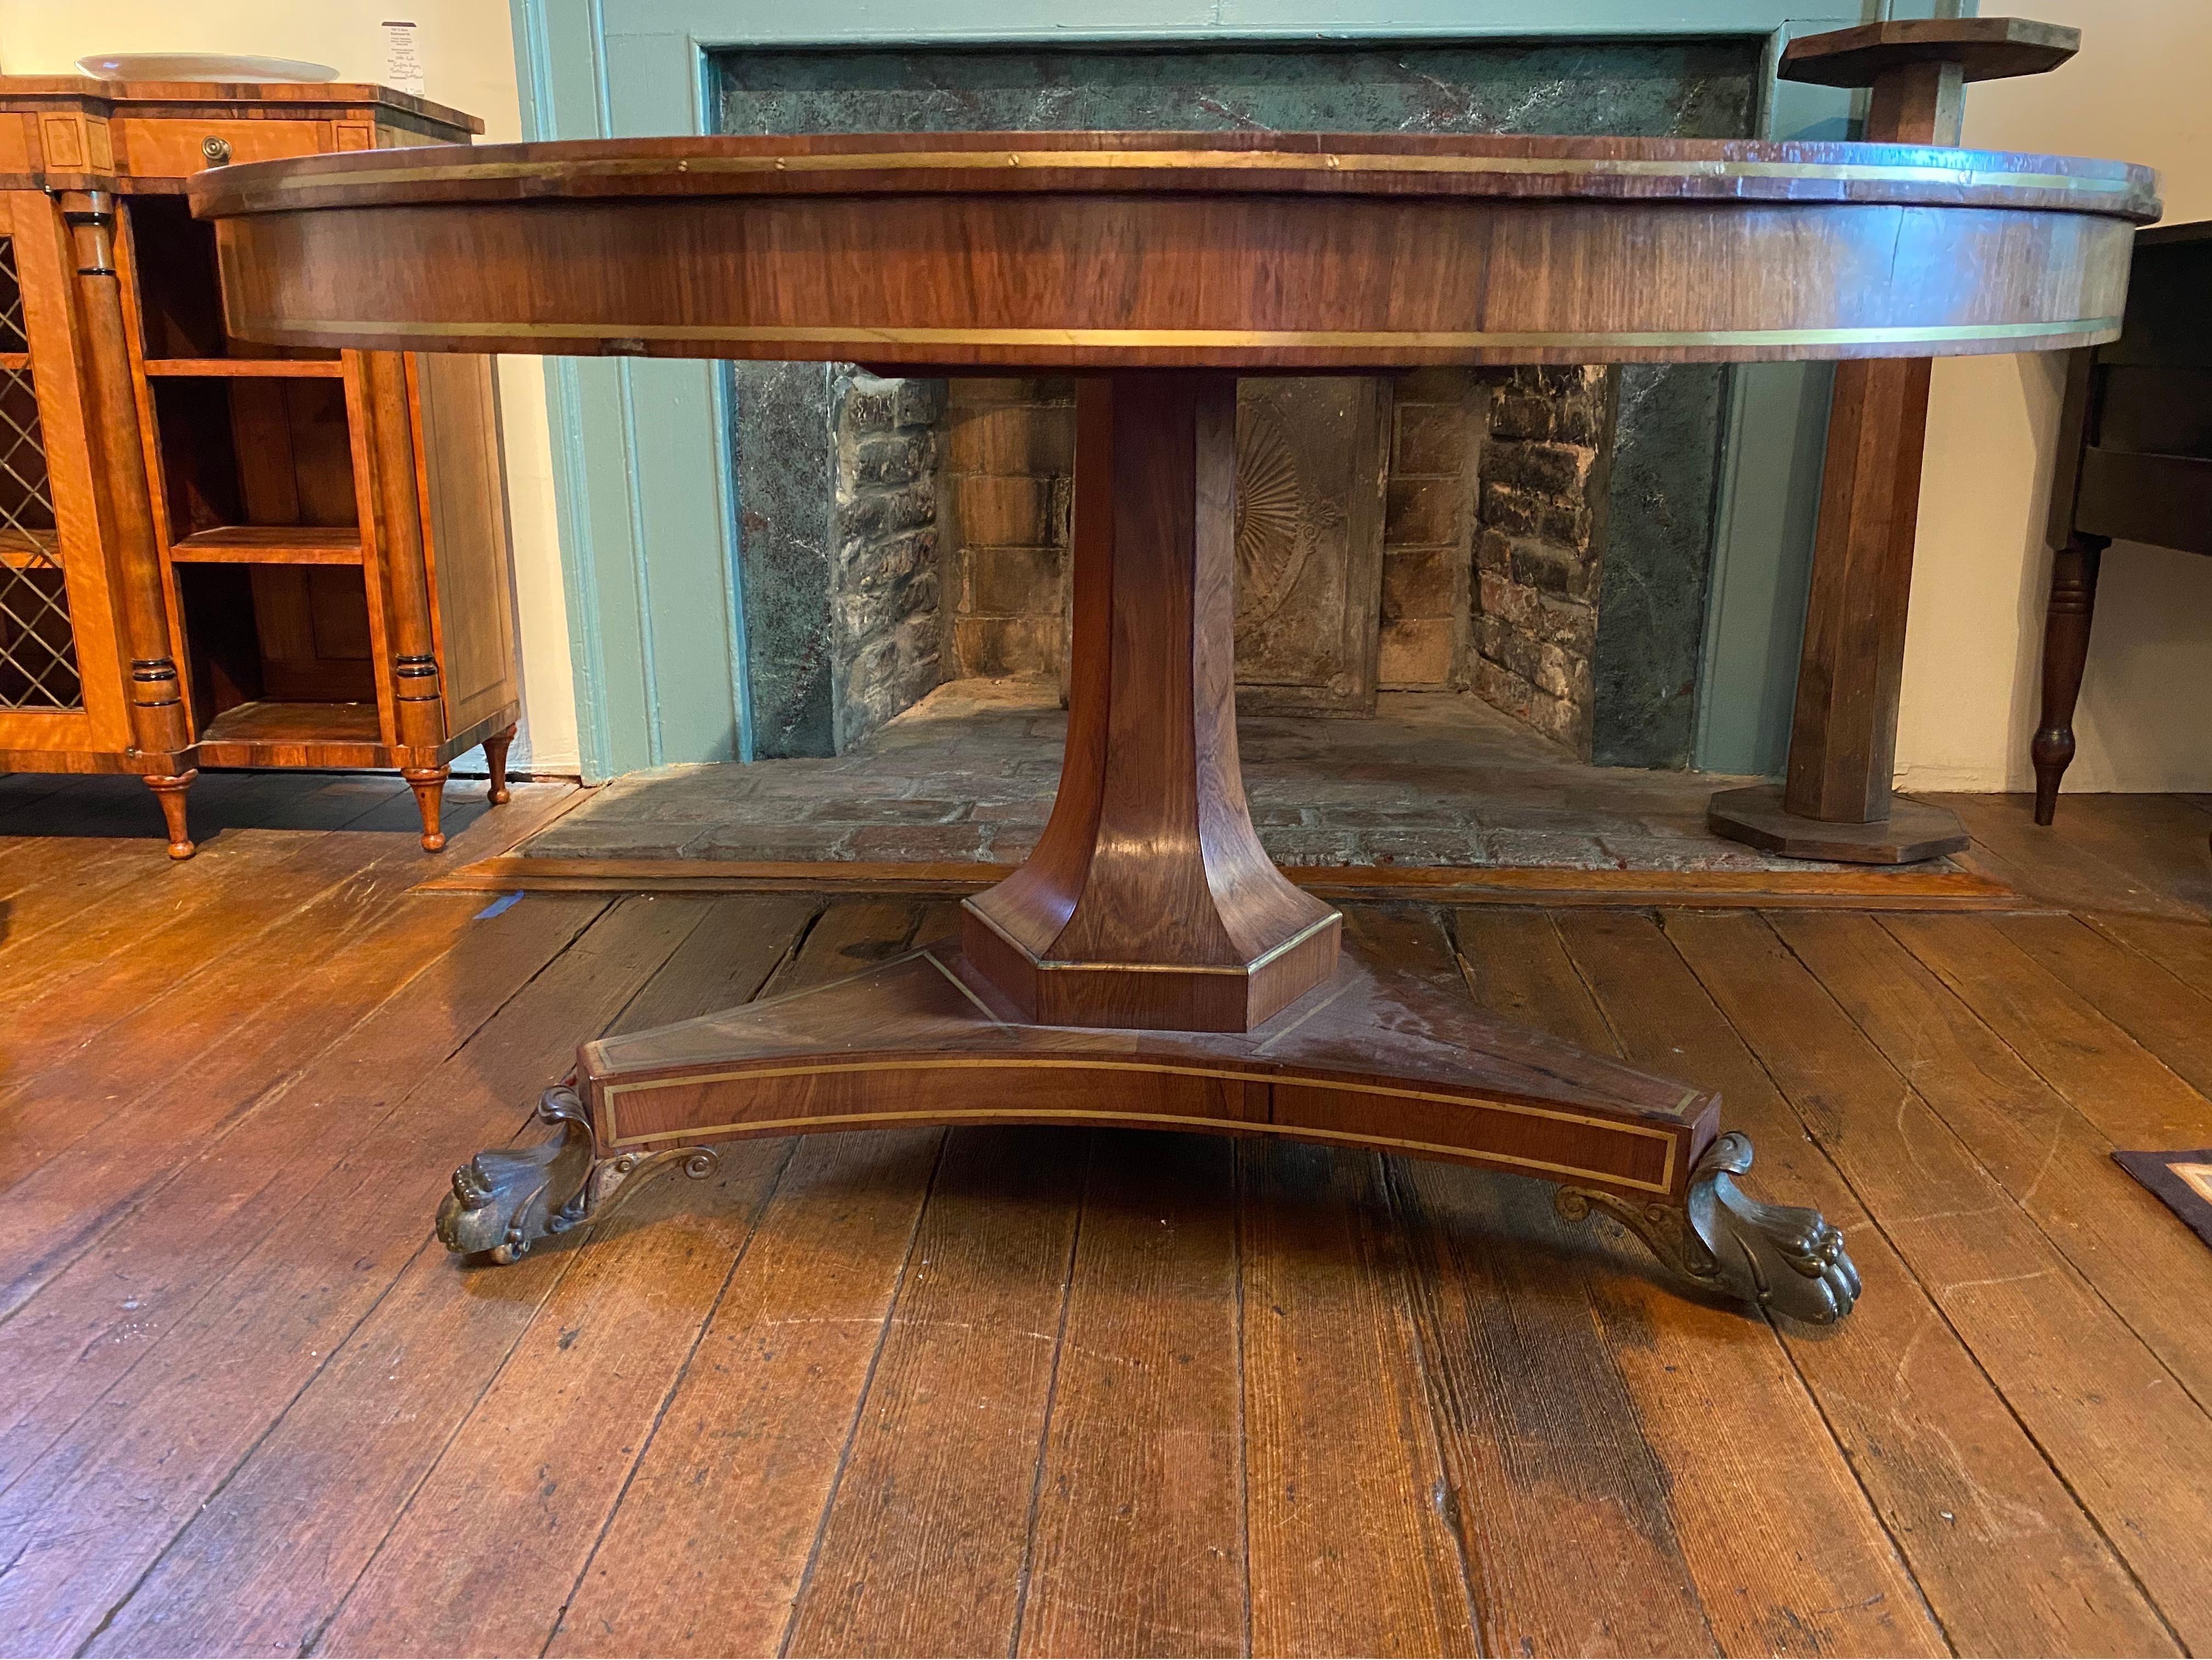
[191,130,2161,371]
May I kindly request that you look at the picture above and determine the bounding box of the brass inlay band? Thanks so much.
[923,950,1012,1029]
[1243,913,1340,974]
[241,317,2124,354]
[600,1053,1684,1191]
[960,900,1338,975]
[208,145,2148,207]
[604,1096,1679,1196]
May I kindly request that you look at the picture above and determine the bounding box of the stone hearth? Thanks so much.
[521,679,1854,876]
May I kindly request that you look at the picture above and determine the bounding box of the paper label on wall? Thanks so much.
[383,19,425,95]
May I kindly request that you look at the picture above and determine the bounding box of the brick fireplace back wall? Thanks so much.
[928,366,1630,758]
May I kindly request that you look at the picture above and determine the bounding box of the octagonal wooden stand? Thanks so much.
[434,372,1861,1324]
[1707,20,2075,869]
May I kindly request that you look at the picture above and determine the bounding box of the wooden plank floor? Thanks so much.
[2,774,2211,1657]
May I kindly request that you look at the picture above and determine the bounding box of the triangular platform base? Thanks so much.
[434,941,1859,1324]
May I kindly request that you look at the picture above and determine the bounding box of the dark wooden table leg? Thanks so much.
[431,370,1861,1325]
[2032,532,2106,825]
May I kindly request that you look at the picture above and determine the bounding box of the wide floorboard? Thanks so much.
[1,773,2209,1657]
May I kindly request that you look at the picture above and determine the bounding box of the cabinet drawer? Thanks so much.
[115,117,331,179]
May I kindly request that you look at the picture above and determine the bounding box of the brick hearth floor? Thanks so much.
[521,678,1876,875]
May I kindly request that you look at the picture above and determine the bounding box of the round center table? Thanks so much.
[192,129,2158,1324]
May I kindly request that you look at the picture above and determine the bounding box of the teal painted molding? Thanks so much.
[508,0,1961,781]
[510,0,754,780]
[1694,0,1974,776]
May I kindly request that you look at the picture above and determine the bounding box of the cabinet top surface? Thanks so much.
[0,75,481,134]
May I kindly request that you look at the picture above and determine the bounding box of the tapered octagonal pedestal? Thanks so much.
[961,374,1341,1033]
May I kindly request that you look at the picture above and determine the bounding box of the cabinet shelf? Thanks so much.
[200,698,382,747]
[0,526,60,567]
[170,526,364,565]
[196,698,387,769]
[142,357,346,379]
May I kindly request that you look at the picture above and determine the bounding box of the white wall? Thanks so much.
[0,0,582,775]
[1900,0,2212,795]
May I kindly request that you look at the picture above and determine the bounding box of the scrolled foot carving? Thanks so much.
[435,1085,720,1264]
[1555,1131,1860,1323]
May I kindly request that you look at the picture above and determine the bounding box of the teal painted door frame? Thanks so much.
[509,0,1961,781]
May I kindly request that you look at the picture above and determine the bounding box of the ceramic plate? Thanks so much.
[76,53,340,83]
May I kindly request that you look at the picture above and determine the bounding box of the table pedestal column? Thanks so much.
[428,371,1859,1325]
[964,373,1340,1032]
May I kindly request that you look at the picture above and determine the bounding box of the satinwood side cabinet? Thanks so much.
[0,77,520,856]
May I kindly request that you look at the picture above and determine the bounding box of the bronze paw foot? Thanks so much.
[1556,1131,1860,1323]
[436,1085,720,1264]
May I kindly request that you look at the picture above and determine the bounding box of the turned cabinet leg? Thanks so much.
[2032,534,2105,827]
[403,765,450,852]
[142,770,197,860]
[483,723,518,806]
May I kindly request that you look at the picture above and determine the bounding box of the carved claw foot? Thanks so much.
[1555,1131,1860,1323]
[436,1085,720,1264]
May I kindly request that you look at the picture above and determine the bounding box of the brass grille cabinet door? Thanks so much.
[0,234,81,712]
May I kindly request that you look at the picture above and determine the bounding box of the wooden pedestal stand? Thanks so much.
[1709,19,2082,865]
[194,125,2154,1324]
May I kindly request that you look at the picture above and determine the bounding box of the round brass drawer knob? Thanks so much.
[200,135,232,165]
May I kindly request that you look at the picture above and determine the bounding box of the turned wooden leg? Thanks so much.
[142,770,196,860]
[483,722,517,806]
[962,371,1340,1032]
[403,765,449,852]
[2032,533,2105,826]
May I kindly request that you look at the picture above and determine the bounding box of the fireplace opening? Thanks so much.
[725,38,1752,794]
[805,354,1728,766]
[510,37,1889,878]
